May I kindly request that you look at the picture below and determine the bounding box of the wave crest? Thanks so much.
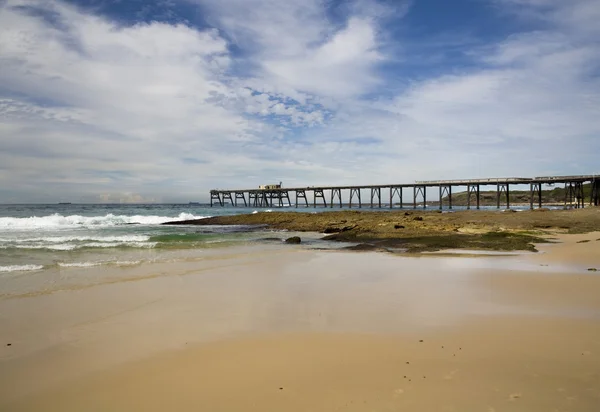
[0,213,205,230]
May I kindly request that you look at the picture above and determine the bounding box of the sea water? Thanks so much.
[0,202,538,275]
[0,204,296,273]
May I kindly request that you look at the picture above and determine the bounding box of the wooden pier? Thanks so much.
[210,175,600,210]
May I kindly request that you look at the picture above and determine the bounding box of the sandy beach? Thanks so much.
[1,232,599,411]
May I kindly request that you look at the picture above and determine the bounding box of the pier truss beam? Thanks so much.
[413,186,426,209]
[313,189,327,208]
[330,188,342,208]
[295,190,309,208]
[439,185,452,210]
[349,188,362,208]
[389,187,402,209]
[370,188,381,208]
[529,183,542,209]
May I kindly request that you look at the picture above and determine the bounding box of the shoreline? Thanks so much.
[164,207,600,253]
[1,234,599,411]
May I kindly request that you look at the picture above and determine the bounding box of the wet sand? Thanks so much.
[1,233,599,411]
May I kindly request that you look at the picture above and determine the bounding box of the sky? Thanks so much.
[0,0,599,203]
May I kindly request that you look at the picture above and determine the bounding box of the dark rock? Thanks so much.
[419,339,423,342]
[394,224,405,229]
[323,227,341,234]
[588,268,598,272]
[285,236,301,244]
[404,212,411,216]
[577,240,590,243]
[413,216,423,221]
[6,343,11,347]
[345,243,385,252]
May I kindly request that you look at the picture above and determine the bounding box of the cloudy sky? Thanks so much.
[0,0,598,203]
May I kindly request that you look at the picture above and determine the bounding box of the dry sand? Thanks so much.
[1,233,599,411]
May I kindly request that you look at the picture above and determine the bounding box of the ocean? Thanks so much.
[0,204,301,274]
[0,202,536,277]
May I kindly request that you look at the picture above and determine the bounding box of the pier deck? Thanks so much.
[210,175,599,210]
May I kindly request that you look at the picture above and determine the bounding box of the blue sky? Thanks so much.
[0,0,599,203]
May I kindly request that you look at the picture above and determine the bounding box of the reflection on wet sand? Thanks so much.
[1,233,599,411]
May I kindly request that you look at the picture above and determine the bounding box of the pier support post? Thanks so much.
[210,191,223,207]
[314,189,326,208]
[413,186,426,209]
[467,184,480,210]
[370,188,381,208]
[439,185,452,210]
[529,183,542,209]
[234,192,247,207]
[592,179,600,206]
[330,188,342,208]
[496,184,510,209]
[349,188,361,208]
[295,190,308,208]
[223,192,234,207]
[565,182,585,209]
[576,182,584,209]
[390,187,402,209]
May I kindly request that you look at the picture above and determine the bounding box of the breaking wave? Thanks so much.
[0,264,44,273]
[0,213,205,231]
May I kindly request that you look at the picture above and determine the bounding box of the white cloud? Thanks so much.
[0,0,598,202]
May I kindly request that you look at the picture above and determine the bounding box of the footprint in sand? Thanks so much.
[508,393,521,401]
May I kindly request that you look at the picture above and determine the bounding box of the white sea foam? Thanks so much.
[12,241,157,250]
[0,213,205,231]
[0,264,44,273]
[0,235,150,243]
[58,262,102,268]
[58,260,143,268]
[113,260,142,266]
